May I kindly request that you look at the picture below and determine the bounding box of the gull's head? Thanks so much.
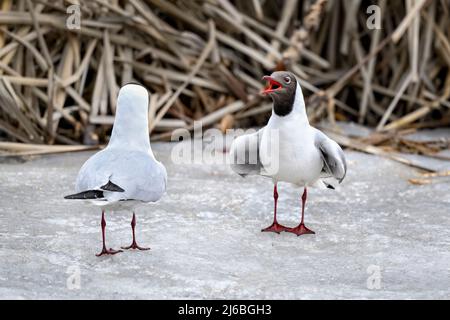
[117,83,149,112]
[109,83,150,149]
[261,71,297,98]
[261,71,298,116]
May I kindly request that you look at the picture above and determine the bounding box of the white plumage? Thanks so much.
[65,83,167,255]
[70,84,167,209]
[230,71,346,235]
[231,80,346,187]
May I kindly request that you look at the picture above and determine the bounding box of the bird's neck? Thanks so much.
[108,104,152,153]
[270,84,309,125]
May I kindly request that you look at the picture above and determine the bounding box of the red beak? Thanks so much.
[261,76,282,95]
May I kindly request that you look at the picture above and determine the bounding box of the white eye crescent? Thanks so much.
[284,76,291,84]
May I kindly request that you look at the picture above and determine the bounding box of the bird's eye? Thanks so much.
[284,76,291,84]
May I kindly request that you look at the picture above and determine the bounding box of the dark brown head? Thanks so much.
[261,71,298,117]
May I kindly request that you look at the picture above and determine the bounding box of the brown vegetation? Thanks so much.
[0,0,448,164]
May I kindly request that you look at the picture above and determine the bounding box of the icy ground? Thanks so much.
[0,144,449,299]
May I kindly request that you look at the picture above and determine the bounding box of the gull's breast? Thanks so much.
[260,125,323,185]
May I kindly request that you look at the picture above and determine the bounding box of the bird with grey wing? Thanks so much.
[230,71,347,235]
[65,84,167,256]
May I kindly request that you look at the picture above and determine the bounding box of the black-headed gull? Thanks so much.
[65,84,167,256]
[230,71,346,235]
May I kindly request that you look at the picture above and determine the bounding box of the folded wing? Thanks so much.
[229,128,264,177]
[64,180,125,200]
[314,129,347,183]
[68,149,167,203]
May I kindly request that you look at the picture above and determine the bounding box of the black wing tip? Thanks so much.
[65,180,124,200]
[325,183,335,190]
[64,190,104,200]
[101,180,125,192]
[64,193,82,200]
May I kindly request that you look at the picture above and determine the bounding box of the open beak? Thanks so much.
[261,76,283,95]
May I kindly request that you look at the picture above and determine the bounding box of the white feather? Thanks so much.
[73,84,167,210]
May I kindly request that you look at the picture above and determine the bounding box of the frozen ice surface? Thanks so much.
[0,143,449,299]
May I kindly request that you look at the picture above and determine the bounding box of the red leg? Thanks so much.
[121,213,150,250]
[96,211,123,256]
[261,184,289,234]
[286,187,315,236]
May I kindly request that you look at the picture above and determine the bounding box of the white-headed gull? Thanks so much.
[230,71,346,235]
[65,84,167,256]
